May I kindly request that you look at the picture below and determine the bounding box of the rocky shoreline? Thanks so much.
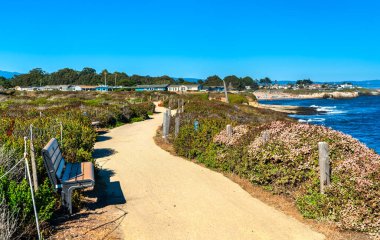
[256,104,326,115]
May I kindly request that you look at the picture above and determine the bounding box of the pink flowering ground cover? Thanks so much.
[214,121,380,233]
[172,99,380,234]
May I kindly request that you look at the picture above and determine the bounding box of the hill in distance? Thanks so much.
[0,70,21,79]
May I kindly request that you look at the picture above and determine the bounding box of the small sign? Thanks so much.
[194,120,199,131]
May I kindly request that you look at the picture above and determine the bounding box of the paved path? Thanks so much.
[94,106,325,240]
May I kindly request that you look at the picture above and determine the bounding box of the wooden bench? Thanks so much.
[42,138,95,214]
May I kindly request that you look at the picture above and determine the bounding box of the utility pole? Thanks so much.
[223,79,229,103]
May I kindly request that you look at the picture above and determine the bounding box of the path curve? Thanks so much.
[94,106,325,240]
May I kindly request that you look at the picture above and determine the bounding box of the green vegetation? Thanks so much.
[0,91,156,238]
[4,68,259,90]
[166,97,380,234]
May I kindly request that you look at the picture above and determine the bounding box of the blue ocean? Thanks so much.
[260,95,380,153]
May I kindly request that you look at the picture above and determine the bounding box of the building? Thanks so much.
[43,85,71,91]
[96,85,109,92]
[135,84,169,92]
[168,84,202,92]
[75,85,97,91]
[15,86,36,91]
[206,86,225,92]
[337,83,354,90]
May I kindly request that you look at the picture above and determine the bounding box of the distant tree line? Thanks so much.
[3,67,269,90]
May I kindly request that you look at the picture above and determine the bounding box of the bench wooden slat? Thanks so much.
[51,147,63,169]
[61,162,95,184]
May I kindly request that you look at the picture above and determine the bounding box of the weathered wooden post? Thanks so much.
[181,99,185,113]
[167,109,171,136]
[262,130,270,143]
[162,109,171,139]
[59,122,63,149]
[162,111,168,138]
[29,125,38,191]
[226,124,233,138]
[175,116,180,137]
[318,142,331,194]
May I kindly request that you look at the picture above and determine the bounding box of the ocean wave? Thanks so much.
[298,118,326,123]
[310,105,346,114]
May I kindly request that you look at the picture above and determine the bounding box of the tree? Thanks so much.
[204,75,223,86]
[259,77,272,88]
[296,79,313,86]
[197,79,204,84]
[0,76,13,88]
[242,76,258,90]
[12,68,47,86]
[50,68,79,85]
[177,78,185,84]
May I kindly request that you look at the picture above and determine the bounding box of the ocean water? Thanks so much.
[260,95,380,153]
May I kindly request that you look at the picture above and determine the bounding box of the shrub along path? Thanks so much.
[94,105,325,240]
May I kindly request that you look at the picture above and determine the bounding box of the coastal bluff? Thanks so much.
[254,90,359,100]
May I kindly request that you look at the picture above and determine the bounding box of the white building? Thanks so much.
[168,84,202,92]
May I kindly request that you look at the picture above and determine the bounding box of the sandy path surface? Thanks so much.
[94,106,325,240]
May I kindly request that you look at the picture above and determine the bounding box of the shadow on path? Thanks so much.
[85,168,126,209]
[96,135,112,142]
[93,148,116,158]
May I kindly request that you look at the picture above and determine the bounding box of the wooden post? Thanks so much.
[262,130,270,143]
[163,109,171,139]
[167,109,171,133]
[226,124,233,138]
[181,99,184,113]
[318,142,331,194]
[162,111,168,138]
[175,116,180,137]
[29,125,38,191]
[59,122,63,149]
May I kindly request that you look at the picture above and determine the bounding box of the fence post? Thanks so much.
[175,116,180,137]
[226,124,233,138]
[162,111,168,138]
[262,130,270,143]
[166,109,171,133]
[24,137,41,240]
[29,125,38,191]
[318,142,331,194]
[162,109,171,139]
[59,122,63,149]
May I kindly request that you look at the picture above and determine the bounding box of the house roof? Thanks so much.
[135,84,169,88]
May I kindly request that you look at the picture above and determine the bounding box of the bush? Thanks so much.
[0,91,156,238]
[170,98,380,234]
[228,94,248,104]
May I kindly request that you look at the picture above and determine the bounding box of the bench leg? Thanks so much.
[62,185,80,215]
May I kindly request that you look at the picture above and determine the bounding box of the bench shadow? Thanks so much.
[84,168,126,209]
[96,135,112,142]
[92,148,116,158]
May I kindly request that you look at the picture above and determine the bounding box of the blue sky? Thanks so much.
[1,0,380,81]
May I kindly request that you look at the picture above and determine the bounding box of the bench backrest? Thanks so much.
[42,138,65,189]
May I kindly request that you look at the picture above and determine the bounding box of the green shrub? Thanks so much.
[228,94,248,104]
